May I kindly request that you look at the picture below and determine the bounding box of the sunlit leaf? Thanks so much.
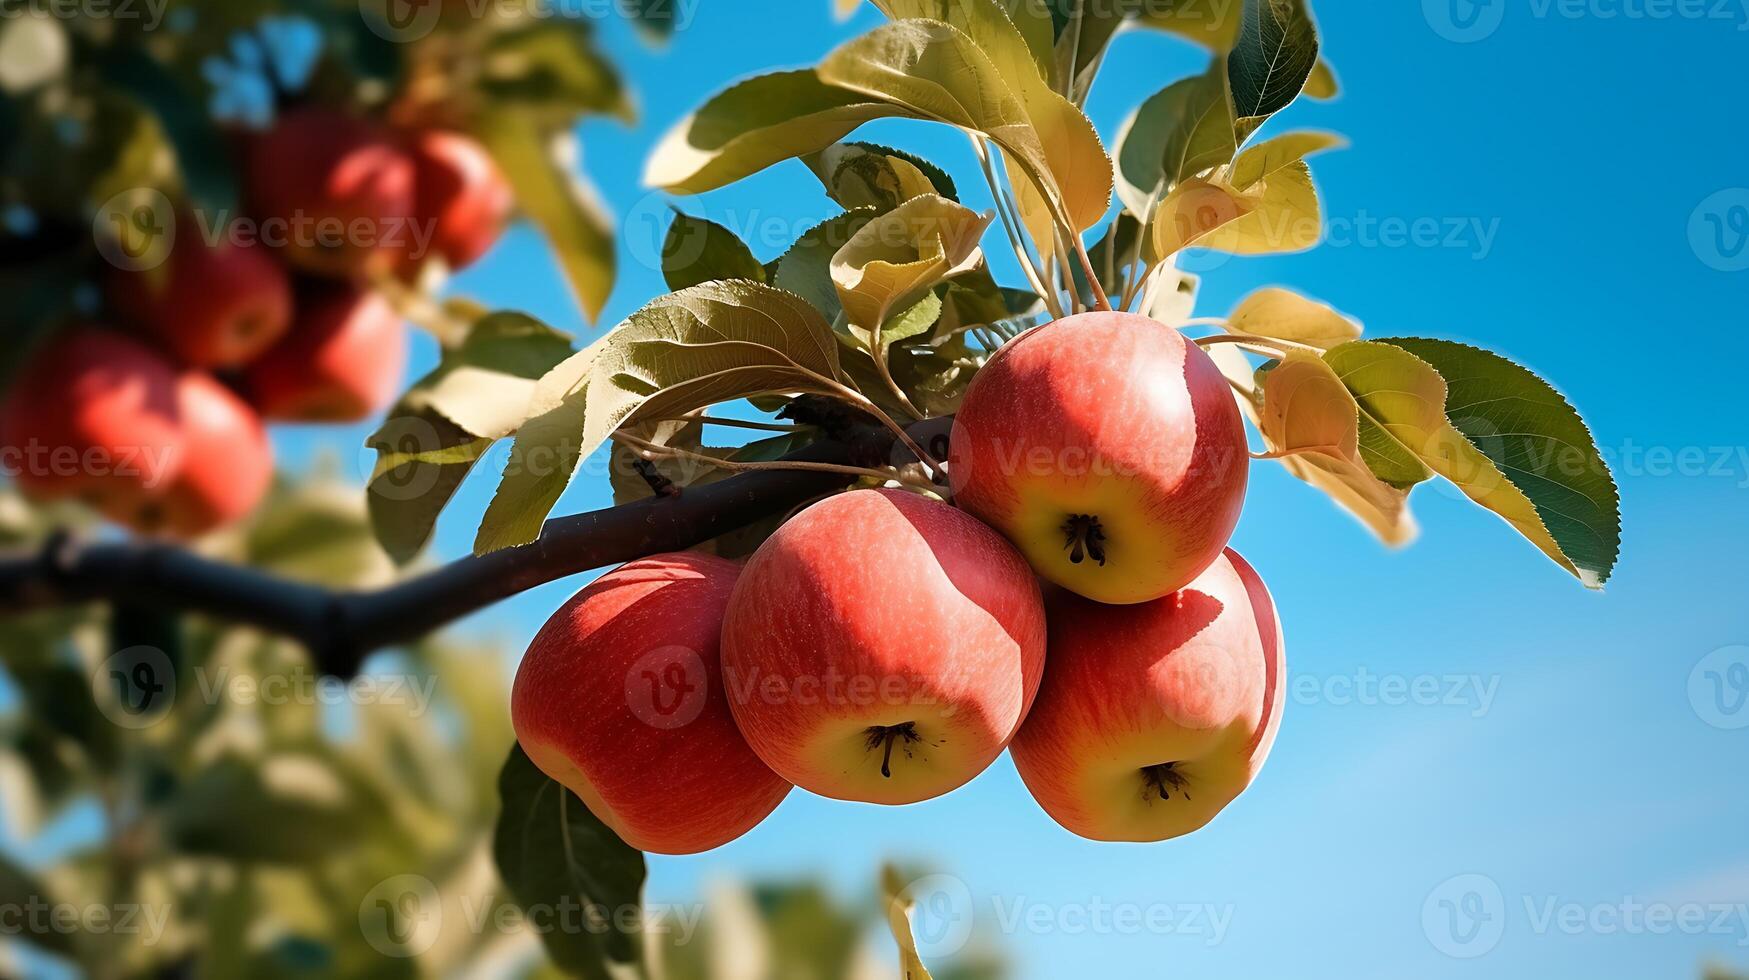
[477,113,616,323]
[817,19,1110,234]
[1256,351,1417,544]
[644,70,890,194]
[367,314,574,564]
[479,19,635,123]
[1113,59,1236,219]
[881,865,936,980]
[1227,130,1344,190]
[831,194,991,340]
[1228,287,1361,349]
[1304,57,1339,99]
[475,281,847,553]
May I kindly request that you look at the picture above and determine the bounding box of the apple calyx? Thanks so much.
[1060,514,1108,567]
[864,722,923,779]
[1141,762,1192,802]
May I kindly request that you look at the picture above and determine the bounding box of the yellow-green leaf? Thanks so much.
[1193,160,1321,255]
[1256,351,1417,544]
[1149,176,1258,257]
[644,70,892,194]
[880,866,937,980]
[1113,59,1237,218]
[1304,57,1339,99]
[1228,287,1361,350]
[1228,130,1344,190]
[474,282,847,553]
[831,194,991,339]
[477,113,616,323]
[817,19,1110,235]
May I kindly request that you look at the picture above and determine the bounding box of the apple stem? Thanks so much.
[1060,514,1108,567]
[1142,762,1192,802]
[865,722,919,779]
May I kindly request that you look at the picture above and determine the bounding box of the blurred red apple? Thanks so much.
[1009,549,1285,842]
[513,553,792,854]
[246,108,416,280]
[720,488,1047,805]
[146,371,273,537]
[0,327,186,521]
[245,285,406,423]
[109,227,293,368]
[950,311,1250,604]
[402,129,512,274]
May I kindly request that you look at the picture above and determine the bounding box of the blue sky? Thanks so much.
[287,1,1748,976]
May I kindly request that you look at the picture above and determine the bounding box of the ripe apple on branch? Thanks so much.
[0,1,1625,976]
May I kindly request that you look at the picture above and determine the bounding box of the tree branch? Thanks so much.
[0,418,952,677]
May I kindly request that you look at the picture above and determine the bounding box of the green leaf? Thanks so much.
[1228,0,1320,125]
[479,19,635,123]
[367,314,574,564]
[1375,338,1622,588]
[774,209,879,322]
[803,141,959,212]
[662,211,766,290]
[476,113,616,323]
[475,281,847,553]
[0,853,74,956]
[95,47,238,214]
[1320,341,1444,490]
[1255,350,1418,544]
[644,70,891,194]
[830,194,990,338]
[1136,2,1242,49]
[494,744,646,978]
[816,19,1111,234]
[166,755,375,864]
[1113,59,1236,218]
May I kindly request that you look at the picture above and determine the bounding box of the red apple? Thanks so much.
[402,129,512,274]
[949,311,1249,604]
[1009,549,1285,842]
[0,327,186,520]
[720,488,1047,805]
[146,371,273,537]
[244,285,406,423]
[245,108,416,280]
[513,553,792,854]
[108,225,293,368]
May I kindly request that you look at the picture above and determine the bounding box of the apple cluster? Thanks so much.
[512,311,1285,854]
[0,109,513,538]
